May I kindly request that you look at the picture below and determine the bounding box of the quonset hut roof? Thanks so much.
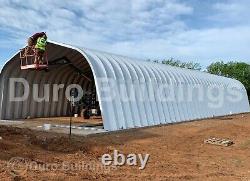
[0,41,249,131]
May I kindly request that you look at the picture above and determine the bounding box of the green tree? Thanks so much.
[207,61,250,100]
[161,58,202,70]
[150,58,249,100]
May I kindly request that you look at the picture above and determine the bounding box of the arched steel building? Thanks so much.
[0,41,249,131]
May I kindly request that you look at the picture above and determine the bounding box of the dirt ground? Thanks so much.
[0,117,105,136]
[0,113,250,181]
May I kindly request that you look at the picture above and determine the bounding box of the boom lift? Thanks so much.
[20,46,48,70]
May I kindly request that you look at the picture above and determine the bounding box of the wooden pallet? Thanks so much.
[204,138,234,147]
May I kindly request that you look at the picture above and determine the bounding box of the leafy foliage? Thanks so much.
[153,58,202,70]
[150,58,249,100]
[207,61,250,100]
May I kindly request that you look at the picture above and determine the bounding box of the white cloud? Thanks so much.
[0,0,193,44]
[212,0,250,24]
[107,25,250,66]
[0,0,249,66]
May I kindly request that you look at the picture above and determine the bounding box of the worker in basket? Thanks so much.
[27,32,46,47]
[26,32,47,64]
[34,34,47,64]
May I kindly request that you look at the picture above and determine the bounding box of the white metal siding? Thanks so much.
[0,40,249,131]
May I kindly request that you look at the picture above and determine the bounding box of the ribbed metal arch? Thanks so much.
[131,60,154,126]
[0,40,249,131]
[108,54,134,128]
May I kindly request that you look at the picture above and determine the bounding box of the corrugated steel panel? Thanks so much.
[0,40,249,131]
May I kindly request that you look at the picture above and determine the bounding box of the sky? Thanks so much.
[0,0,250,68]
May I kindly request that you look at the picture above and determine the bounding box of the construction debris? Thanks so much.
[43,124,51,131]
[204,137,234,147]
[53,124,105,132]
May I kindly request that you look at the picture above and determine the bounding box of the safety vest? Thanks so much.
[35,37,47,51]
